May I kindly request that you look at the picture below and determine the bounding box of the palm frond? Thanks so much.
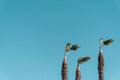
[78,57,91,64]
[65,43,71,52]
[70,44,80,50]
[103,39,114,45]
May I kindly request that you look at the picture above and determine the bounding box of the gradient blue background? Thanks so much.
[0,0,120,80]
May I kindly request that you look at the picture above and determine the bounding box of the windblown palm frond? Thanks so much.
[103,39,114,45]
[70,44,80,50]
[99,38,114,46]
[78,57,91,64]
[65,43,71,52]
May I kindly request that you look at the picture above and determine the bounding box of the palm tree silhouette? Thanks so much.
[75,57,91,80]
[98,46,104,80]
[98,38,114,80]
[61,43,79,80]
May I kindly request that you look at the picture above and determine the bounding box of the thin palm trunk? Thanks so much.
[75,64,81,80]
[98,47,104,80]
[61,56,68,80]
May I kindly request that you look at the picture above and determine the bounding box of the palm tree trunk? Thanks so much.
[75,64,81,80]
[98,47,104,80]
[61,56,68,80]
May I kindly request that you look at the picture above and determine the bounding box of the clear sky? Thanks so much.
[0,0,120,80]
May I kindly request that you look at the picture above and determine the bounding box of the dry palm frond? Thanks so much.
[70,44,80,50]
[78,57,91,64]
[65,43,71,52]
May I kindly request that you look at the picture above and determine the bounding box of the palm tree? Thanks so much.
[75,57,91,80]
[98,46,104,80]
[61,43,79,80]
[61,56,68,80]
[98,38,114,80]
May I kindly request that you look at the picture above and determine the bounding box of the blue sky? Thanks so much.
[0,0,120,80]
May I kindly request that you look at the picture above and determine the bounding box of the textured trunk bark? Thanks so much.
[98,47,104,80]
[61,56,68,80]
[75,65,81,80]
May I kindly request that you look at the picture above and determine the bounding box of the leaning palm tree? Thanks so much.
[98,38,114,80]
[61,43,79,80]
[75,57,91,80]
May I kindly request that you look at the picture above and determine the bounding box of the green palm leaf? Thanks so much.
[65,43,71,52]
[70,44,80,50]
[100,38,114,46]
[78,57,91,64]
[103,39,114,45]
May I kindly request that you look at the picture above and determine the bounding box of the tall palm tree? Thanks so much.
[62,55,68,80]
[75,57,91,80]
[61,43,79,80]
[98,46,104,80]
[98,38,114,80]
[75,64,81,80]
